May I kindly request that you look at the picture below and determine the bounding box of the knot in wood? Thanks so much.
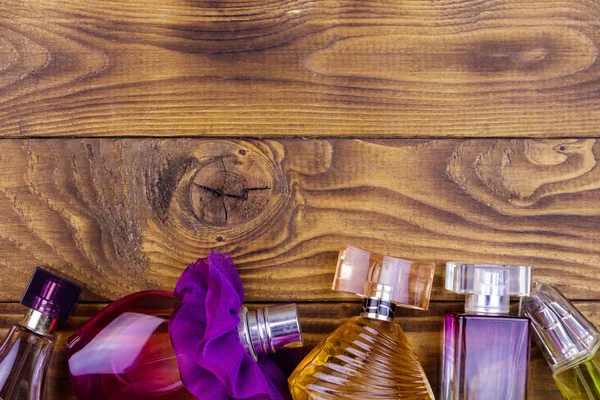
[448,139,598,212]
[190,153,273,227]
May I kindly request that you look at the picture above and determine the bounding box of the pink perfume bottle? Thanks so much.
[66,290,303,400]
[0,268,81,400]
[441,262,532,400]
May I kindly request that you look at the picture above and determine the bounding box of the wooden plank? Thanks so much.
[0,138,599,301]
[0,301,593,400]
[1,0,600,137]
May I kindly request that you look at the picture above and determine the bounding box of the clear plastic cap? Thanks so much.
[332,245,435,310]
[520,281,599,371]
[446,262,531,314]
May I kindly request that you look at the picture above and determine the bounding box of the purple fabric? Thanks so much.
[169,252,290,400]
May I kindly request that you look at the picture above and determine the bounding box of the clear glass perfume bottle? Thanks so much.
[288,245,436,399]
[441,262,532,400]
[521,280,600,400]
[0,268,82,400]
[66,290,303,400]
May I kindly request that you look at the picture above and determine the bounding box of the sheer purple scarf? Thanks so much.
[169,252,290,400]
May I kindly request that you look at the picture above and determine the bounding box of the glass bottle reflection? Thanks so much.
[554,351,600,399]
[442,313,530,399]
[290,315,433,399]
[521,281,600,400]
[289,245,435,399]
[67,290,303,400]
[0,268,81,400]
[0,322,55,400]
[66,291,194,400]
[441,262,532,400]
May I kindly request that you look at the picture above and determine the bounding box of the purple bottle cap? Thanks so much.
[21,268,82,325]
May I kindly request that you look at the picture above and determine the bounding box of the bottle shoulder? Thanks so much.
[67,290,177,347]
[343,315,405,333]
[322,315,410,347]
[0,325,55,360]
[446,312,529,322]
[93,290,177,318]
[12,324,56,343]
[552,344,600,374]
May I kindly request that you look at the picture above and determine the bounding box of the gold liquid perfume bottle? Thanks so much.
[521,281,600,400]
[288,245,435,400]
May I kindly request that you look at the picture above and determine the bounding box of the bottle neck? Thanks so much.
[360,297,396,322]
[465,294,510,315]
[237,304,303,360]
[21,309,57,335]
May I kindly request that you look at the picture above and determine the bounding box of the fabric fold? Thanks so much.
[169,252,289,400]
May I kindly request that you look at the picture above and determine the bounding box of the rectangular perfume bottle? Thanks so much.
[441,262,532,400]
[442,313,530,400]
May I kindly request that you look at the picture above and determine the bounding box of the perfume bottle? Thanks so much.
[0,268,82,400]
[66,290,303,400]
[288,245,436,399]
[521,281,600,400]
[441,262,532,400]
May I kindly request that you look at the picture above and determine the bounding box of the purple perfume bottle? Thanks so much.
[0,268,82,400]
[441,262,532,400]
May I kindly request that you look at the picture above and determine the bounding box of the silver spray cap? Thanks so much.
[238,304,304,360]
[520,281,600,371]
[446,262,531,314]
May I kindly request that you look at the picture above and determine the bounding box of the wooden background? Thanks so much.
[1,0,600,398]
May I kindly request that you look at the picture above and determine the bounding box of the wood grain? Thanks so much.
[0,301,593,400]
[0,138,598,301]
[2,0,600,137]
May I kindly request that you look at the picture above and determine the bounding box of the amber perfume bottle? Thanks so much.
[521,281,600,400]
[288,245,435,399]
[441,262,532,400]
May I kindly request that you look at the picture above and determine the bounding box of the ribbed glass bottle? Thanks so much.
[289,316,433,399]
[288,245,435,399]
